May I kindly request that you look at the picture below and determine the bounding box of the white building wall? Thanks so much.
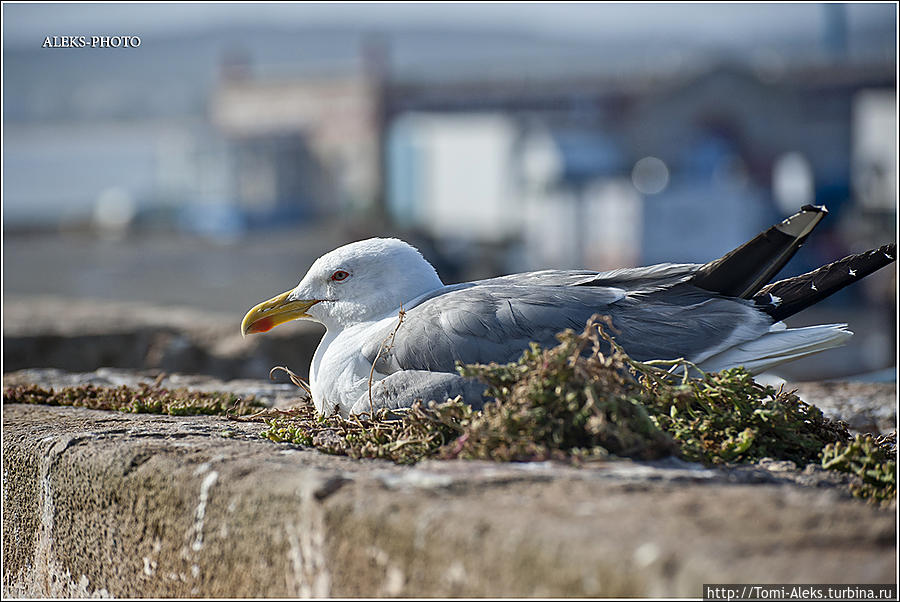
[388,113,520,243]
[389,113,646,271]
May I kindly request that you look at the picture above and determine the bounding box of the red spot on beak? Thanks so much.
[247,317,275,334]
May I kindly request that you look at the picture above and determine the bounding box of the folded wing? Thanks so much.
[361,281,772,374]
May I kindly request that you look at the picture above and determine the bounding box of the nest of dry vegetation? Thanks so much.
[4,317,895,505]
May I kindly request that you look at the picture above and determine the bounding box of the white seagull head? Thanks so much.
[241,238,444,334]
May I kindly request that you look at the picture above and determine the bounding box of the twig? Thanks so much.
[152,372,168,389]
[640,358,706,383]
[367,305,406,416]
[229,407,306,422]
[269,366,312,396]
[583,314,708,387]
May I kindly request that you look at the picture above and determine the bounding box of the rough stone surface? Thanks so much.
[788,381,897,435]
[3,370,897,597]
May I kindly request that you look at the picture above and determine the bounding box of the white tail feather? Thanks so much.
[697,324,853,375]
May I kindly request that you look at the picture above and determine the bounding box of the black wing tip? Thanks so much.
[776,204,829,238]
[755,242,896,321]
[691,204,830,299]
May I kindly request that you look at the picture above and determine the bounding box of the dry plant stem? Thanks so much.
[269,366,312,395]
[589,318,702,384]
[225,365,315,420]
[229,407,307,422]
[367,306,406,415]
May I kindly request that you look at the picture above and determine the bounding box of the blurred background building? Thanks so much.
[2,3,897,380]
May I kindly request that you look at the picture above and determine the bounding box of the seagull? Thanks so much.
[242,205,895,417]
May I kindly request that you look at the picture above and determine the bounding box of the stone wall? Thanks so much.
[3,372,896,597]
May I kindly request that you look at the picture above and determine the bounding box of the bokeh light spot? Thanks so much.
[631,156,670,195]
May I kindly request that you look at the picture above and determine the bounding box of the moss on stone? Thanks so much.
[821,433,897,506]
[261,398,470,464]
[453,328,676,462]
[641,367,851,466]
[2,382,265,417]
[453,317,851,466]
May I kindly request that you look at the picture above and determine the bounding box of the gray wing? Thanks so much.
[363,285,626,372]
[572,263,701,292]
[361,281,772,373]
[470,263,700,292]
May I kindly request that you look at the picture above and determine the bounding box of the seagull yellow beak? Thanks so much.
[241,290,320,336]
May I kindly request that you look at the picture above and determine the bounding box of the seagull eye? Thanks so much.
[331,270,350,282]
